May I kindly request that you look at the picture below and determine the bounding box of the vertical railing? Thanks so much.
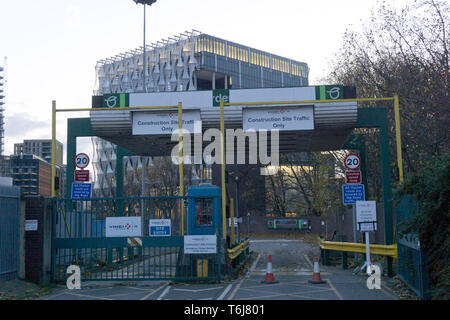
[0,186,20,281]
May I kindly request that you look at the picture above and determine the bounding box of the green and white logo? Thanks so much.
[212,89,230,107]
[103,93,129,108]
[315,85,344,100]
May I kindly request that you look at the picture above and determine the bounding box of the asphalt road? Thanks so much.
[38,238,398,300]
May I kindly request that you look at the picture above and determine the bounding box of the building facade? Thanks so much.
[0,155,11,178]
[92,30,309,202]
[14,139,63,166]
[10,154,64,197]
[0,61,5,156]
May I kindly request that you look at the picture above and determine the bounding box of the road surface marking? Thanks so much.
[172,286,223,293]
[227,253,261,300]
[326,279,344,300]
[140,281,169,300]
[217,284,233,300]
[157,285,171,300]
[303,255,313,268]
[64,292,113,300]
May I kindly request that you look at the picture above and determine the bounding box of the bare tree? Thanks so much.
[325,0,449,199]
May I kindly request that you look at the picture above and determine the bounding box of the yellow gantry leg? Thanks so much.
[394,94,404,183]
[51,100,56,198]
[178,102,184,235]
[220,98,227,240]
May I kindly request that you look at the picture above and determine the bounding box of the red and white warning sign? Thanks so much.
[344,153,361,170]
[345,170,361,184]
[74,153,90,169]
[74,170,90,182]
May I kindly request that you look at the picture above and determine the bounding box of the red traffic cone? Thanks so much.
[309,257,326,284]
[261,255,278,284]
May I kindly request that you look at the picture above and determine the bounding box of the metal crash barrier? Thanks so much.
[227,239,250,261]
[319,238,397,269]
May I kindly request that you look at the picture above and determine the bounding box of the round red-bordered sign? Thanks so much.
[344,153,361,170]
[74,153,90,169]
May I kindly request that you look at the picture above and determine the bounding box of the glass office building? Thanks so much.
[94,30,308,94]
[92,30,309,197]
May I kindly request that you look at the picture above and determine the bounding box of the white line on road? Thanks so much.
[172,286,223,293]
[217,284,233,300]
[227,253,261,300]
[326,279,344,300]
[157,285,171,300]
[303,255,314,268]
[140,281,169,300]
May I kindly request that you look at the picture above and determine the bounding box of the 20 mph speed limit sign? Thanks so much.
[344,154,361,170]
[74,153,90,169]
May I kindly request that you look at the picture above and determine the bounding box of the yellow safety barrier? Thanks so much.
[227,239,250,261]
[319,238,397,259]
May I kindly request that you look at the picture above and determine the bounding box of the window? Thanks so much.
[195,198,213,226]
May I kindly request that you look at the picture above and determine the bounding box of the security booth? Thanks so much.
[187,184,222,236]
[178,184,223,279]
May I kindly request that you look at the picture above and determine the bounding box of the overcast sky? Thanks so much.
[0,0,409,162]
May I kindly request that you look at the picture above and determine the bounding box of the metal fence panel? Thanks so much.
[0,185,21,281]
[396,195,430,299]
[52,197,220,282]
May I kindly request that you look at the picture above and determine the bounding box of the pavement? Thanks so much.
[0,236,399,300]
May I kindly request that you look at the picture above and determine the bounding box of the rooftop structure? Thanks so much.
[94,30,308,95]
[14,139,63,166]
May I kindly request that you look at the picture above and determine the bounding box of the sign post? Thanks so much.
[356,201,377,275]
[342,152,364,264]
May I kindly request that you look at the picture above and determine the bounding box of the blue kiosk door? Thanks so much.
[187,184,221,235]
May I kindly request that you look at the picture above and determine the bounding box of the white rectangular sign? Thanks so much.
[25,219,38,231]
[132,110,201,135]
[356,201,377,232]
[149,219,171,236]
[243,106,314,131]
[105,216,142,237]
[184,235,217,254]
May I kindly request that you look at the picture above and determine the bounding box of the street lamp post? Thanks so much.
[133,1,156,205]
[133,0,157,93]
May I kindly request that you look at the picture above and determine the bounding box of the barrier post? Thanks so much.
[230,198,235,246]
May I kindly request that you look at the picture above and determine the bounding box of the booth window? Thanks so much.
[195,198,213,226]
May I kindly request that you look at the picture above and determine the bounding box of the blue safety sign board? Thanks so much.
[71,183,92,199]
[342,184,365,205]
[149,219,171,237]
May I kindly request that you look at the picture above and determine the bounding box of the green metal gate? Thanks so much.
[51,196,221,282]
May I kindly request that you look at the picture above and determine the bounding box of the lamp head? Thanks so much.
[133,0,157,5]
